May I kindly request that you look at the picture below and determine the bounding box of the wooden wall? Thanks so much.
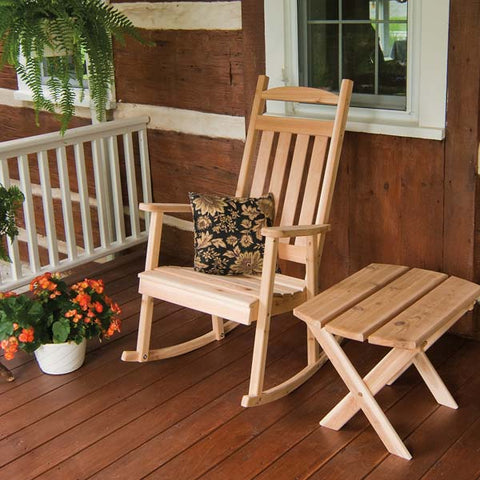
[0,1,479,336]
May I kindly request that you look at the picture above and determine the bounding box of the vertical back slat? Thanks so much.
[279,134,310,227]
[250,130,275,197]
[37,150,59,267]
[296,135,329,235]
[92,139,110,248]
[74,142,94,255]
[18,155,40,273]
[108,135,126,243]
[56,147,77,261]
[123,132,140,238]
[0,159,21,281]
[267,132,292,211]
[138,128,153,227]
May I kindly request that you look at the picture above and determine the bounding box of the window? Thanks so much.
[298,0,408,110]
[14,52,94,110]
[264,0,450,140]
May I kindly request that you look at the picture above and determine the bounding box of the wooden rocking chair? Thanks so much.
[122,75,353,407]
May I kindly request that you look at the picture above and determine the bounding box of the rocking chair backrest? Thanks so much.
[235,75,353,265]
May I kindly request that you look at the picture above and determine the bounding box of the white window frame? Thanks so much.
[14,53,91,109]
[14,53,116,114]
[264,0,450,140]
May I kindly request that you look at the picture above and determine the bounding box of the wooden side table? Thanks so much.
[294,263,480,460]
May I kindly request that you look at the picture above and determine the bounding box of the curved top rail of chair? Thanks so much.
[261,84,346,105]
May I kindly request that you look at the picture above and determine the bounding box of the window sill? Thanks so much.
[13,89,116,112]
[267,100,446,141]
[345,120,444,140]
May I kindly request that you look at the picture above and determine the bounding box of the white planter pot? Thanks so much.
[34,338,87,375]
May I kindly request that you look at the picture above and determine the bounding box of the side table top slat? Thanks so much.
[368,276,480,349]
[325,268,447,341]
[294,263,408,327]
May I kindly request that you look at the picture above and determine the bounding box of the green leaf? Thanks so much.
[52,318,70,343]
[0,321,12,339]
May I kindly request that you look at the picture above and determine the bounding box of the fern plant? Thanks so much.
[0,184,24,262]
[0,0,147,133]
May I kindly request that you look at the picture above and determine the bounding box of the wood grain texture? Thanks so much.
[148,129,244,204]
[241,0,265,120]
[0,66,17,90]
[444,0,479,281]
[445,0,480,337]
[0,105,89,141]
[1,250,480,478]
[113,29,244,116]
[346,132,444,273]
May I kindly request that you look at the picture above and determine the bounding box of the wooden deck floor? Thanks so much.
[1,249,480,479]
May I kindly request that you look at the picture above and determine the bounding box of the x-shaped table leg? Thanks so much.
[312,326,459,460]
[315,328,412,459]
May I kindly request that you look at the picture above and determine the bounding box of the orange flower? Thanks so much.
[74,293,92,310]
[93,302,103,313]
[18,327,34,343]
[1,336,19,360]
[0,291,17,299]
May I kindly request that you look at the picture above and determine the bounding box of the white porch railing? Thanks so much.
[0,116,152,291]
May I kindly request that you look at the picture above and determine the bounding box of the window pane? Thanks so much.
[298,0,408,111]
[343,24,376,94]
[308,24,339,90]
[343,0,372,20]
[307,0,338,20]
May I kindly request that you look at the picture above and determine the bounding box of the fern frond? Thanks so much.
[0,0,150,133]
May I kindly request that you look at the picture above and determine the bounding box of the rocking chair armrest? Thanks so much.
[261,223,331,239]
[139,203,192,213]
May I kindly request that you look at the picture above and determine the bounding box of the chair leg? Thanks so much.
[121,294,155,362]
[212,315,225,340]
[307,327,320,364]
[245,309,272,400]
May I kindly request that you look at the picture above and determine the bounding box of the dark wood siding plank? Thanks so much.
[114,30,244,116]
[148,129,244,203]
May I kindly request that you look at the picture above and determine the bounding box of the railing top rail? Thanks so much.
[0,116,150,159]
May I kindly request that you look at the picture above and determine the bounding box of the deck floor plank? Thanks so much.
[0,249,479,479]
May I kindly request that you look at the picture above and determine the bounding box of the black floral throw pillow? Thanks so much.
[189,192,275,275]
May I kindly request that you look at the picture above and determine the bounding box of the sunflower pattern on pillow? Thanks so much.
[189,192,275,275]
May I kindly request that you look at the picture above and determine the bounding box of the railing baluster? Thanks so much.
[0,158,22,283]
[138,128,153,228]
[18,154,41,273]
[99,137,115,242]
[56,146,77,261]
[0,117,151,290]
[74,142,94,256]
[123,132,140,238]
[92,139,110,249]
[108,135,126,243]
[37,150,59,267]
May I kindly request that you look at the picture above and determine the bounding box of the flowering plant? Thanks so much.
[0,273,121,360]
